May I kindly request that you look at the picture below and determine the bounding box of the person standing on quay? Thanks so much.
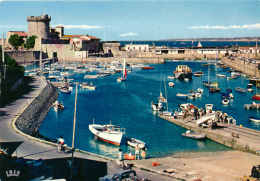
[141,148,146,159]
[58,135,65,153]
[118,148,123,161]
[135,145,140,160]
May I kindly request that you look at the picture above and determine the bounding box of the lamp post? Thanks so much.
[70,83,78,181]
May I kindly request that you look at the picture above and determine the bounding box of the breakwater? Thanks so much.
[14,79,58,135]
[159,115,260,154]
[222,57,260,78]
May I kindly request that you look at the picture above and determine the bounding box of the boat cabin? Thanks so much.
[175,65,192,72]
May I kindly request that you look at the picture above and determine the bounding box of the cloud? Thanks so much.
[118,32,139,37]
[190,23,260,30]
[54,24,103,29]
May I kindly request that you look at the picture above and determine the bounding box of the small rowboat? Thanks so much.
[124,153,135,160]
[60,88,71,94]
[217,74,226,77]
[235,87,246,93]
[182,130,206,139]
[248,116,260,123]
[127,138,145,149]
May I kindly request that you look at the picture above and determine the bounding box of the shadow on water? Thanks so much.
[0,76,37,108]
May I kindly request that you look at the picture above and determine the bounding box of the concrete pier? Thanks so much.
[159,114,260,154]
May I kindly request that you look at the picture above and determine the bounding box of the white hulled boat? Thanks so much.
[89,123,125,146]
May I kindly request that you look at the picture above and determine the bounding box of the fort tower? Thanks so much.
[27,14,51,39]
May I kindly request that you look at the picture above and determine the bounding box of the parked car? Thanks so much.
[99,170,137,181]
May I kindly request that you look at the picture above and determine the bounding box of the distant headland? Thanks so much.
[158,37,260,42]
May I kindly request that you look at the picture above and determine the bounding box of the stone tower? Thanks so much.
[27,14,51,39]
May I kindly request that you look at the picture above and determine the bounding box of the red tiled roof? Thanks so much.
[85,36,100,40]
[11,31,28,37]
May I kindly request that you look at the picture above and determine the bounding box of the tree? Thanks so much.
[24,35,37,50]
[8,34,24,50]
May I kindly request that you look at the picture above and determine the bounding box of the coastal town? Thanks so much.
[1,11,260,181]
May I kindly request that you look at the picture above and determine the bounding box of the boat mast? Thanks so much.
[164,76,168,111]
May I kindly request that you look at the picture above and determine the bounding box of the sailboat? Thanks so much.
[117,57,127,82]
[162,76,172,116]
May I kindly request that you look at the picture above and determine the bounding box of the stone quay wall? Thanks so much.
[222,57,260,78]
[15,80,58,135]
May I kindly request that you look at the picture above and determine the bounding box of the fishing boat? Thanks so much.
[117,57,127,82]
[127,138,146,149]
[235,87,246,93]
[123,153,135,160]
[173,65,193,79]
[181,130,206,139]
[248,116,260,123]
[89,123,125,146]
[222,99,229,105]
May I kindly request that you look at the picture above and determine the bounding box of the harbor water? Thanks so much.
[39,60,260,159]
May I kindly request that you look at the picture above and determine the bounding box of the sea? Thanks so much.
[36,41,260,159]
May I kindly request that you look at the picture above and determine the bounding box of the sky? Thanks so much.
[0,0,260,41]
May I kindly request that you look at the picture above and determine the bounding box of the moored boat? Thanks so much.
[89,123,125,146]
[217,74,226,77]
[60,88,71,94]
[168,82,174,87]
[53,100,64,110]
[81,82,97,90]
[141,66,154,70]
[181,130,206,139]
[235,87,246,93]
[127,138,146,149]
[173,65,193,79]
[84,75,98,79]
[248,116,260,123]
[252,94,260,100]
[176,93,187,99]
